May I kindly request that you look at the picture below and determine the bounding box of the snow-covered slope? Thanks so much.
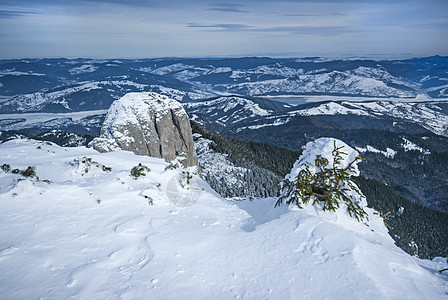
[342,101,448,136]
[0,138,446,299]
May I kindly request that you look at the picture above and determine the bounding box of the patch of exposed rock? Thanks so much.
[91,92,198,167]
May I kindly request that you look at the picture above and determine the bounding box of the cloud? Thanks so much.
[281,13,318,17]
[208,2,248,13]
[187,23,252,30]
[208,8,248,13]
[0,10,38,19]
[253,26,356,36]
[187,22,354,36]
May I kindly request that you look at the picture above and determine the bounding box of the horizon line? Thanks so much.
[1,54,447,62]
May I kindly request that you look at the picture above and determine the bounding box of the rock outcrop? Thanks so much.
[91,92,198,167]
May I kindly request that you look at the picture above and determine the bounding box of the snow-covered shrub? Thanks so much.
[70,156,112,176]
[21,166,37,178]
[165,161,179,170]
[2,163,11,172]
[275,138,368,221]
[175,169,198,190]
[130,163,151,179]
[2,164,39,180]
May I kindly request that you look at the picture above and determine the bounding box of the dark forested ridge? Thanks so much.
[358,177,448,259]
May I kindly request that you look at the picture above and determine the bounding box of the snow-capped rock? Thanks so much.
[91,92,198,167]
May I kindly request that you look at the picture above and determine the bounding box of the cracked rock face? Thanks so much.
[91,92,198,167]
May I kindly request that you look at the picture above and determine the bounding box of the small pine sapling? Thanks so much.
[185,171,193,185]
[276,140,368,221]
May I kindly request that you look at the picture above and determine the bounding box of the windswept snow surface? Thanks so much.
[0,139,447,299]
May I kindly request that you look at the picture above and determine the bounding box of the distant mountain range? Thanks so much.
[0,56,447,113]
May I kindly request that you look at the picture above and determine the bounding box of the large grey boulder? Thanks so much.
[91,92,198,167]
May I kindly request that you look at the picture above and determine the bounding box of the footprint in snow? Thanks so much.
[295,222,329,263]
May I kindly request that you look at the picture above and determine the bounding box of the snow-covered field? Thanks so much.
[0,138,447,299]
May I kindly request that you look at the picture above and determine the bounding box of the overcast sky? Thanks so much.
[0,0,447,59]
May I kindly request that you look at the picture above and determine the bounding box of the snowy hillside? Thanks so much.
[288,101,448,136]
[0,138,447,299]
[185,96,448,137]
[221,71,415,98]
